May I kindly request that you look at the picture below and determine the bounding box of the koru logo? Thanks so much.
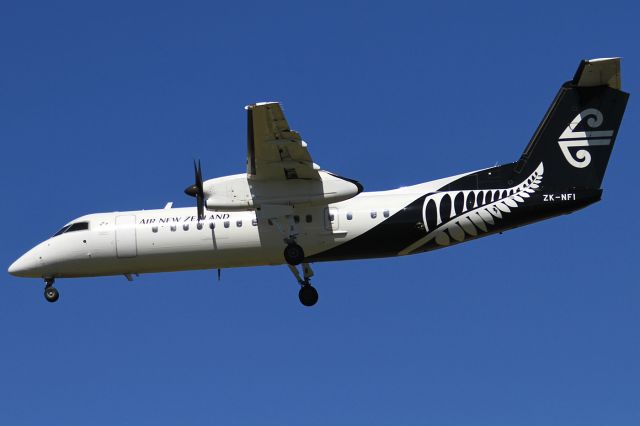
[558,108,613,168]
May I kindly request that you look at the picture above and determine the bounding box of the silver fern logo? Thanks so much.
[558,108,613,168]
[400,163,544,255]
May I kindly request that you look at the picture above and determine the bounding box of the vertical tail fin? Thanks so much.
[515,58,629,190]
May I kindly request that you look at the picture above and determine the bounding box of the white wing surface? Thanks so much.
[245,102,320,181]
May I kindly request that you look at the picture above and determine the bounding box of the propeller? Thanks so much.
[184,160,205,220]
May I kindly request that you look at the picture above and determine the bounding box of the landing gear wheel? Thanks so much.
[298,285,318,307]
[284,243,305,266]
[44,286,59,303]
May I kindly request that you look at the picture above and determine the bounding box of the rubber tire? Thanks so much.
[298,285,318,307]
[44,286,59,303]
[284,243,305,266]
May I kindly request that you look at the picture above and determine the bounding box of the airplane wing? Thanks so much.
[245,102,321,180]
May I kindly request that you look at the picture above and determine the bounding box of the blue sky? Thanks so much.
[1,1,638,424]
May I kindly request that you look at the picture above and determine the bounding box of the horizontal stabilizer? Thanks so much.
[572,57,621,89]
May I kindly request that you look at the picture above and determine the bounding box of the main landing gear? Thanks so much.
[44,278,59,303]
[269,214,306,266]
[268,212,316,306]
[288,263,318,307]
[299,284,318,307]
[284,242,305,266]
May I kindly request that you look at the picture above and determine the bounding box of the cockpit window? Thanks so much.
[68,222,89,232]
[53,225,71,237]
[53,221,89,237]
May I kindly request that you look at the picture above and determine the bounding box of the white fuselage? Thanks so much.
[7,162,601,283]
[9,179,451,279]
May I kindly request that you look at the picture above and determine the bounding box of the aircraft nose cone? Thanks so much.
[8,253,38,277]
[8,257,23,276]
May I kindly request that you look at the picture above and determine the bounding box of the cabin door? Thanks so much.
[115,215,138,258]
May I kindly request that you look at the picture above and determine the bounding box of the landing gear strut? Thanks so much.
[288,263,318,307]
[269,214,306,266]
[44,278,59,303]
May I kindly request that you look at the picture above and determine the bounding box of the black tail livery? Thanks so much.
[310,58,629,261]
[442,57,629,193]
[516,57,628,190]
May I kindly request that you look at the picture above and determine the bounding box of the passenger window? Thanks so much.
[383,209,390,218]
[197,222,203,230]
[224,221,230,228]
[236,220,242,228]
[209,222,215,230]
[152,226,158,233]
[305,214,312,223]
[252,219,258,226]
[370,211,377,219]
[346,212,353,220]
[183,224,189,231]
[329,214,335,222]
[170,225,176,232]
[294,215,300,224]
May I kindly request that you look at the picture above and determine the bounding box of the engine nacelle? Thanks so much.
[203,171,363,210]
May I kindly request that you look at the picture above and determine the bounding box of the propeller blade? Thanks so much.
[196,191,204,221]
[196,160,203,195]
[184,159,206,221]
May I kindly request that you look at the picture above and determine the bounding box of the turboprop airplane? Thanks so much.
[8,58,629,306]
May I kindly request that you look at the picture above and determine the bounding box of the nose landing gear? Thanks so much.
[44,278,59,303]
